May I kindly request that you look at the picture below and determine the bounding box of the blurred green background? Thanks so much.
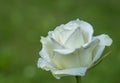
[0,0,120,83]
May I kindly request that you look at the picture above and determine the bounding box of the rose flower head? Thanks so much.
[37,19,112,79]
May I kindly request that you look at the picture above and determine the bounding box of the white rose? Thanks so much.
[37,19,112,79]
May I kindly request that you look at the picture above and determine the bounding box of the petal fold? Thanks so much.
[54,49,75,55]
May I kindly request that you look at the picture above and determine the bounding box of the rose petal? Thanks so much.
[48,23,77,44]
[75,19,94,43]
[77,39,100,68]
[37,58,56,71]
[40,36,64,61]
[64,19,94,48]
[64,27,85,48]
[52,67,87,79]
[92,34,112,62]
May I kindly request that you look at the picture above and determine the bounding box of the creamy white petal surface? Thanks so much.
[38,19,112,79]
[92,34,113,62]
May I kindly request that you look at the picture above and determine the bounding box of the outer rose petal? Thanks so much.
[92,34,112,62]
[39,36,66,72]
[38,58,55,71]
[52,67,87,79]
[40,36,64,61]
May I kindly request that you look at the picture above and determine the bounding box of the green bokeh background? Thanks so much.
[0,0,120,83]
